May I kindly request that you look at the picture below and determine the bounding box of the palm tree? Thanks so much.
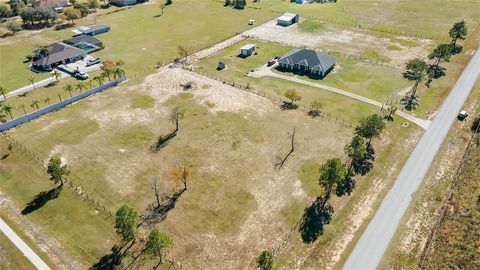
[115,60,125,67]
[0,85,7,102]
[18,104,27,114]
[101,68,113,81]
[112,66,125,79]
[30,100,41,110]
[93,76,105,86]
[86,79,94,89]
[51,69,61,82]
[44,96,52,105]
[2,103,14,119]
[28,76,37,91]
[64,84,74,97]
[39,46,50,57]
[75,82,85,93]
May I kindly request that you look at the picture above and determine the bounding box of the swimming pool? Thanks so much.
[75,43,97,51]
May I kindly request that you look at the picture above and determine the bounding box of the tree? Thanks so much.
[86,79,94,89]
[449,20,467,47]
[402,58,427,110]
[159,3,165,15]
[75,82,85,93]
[115,59,125,67]
[114,204,139,242]
[28,76,36,91]
[256,251,273,270]
[18,104,27,114]
[62,8,81,24]
[73,3,89,17]
[344,135,367,175]
[169,107,183,132]
[2,103,14,119]
[308,100,322,117]
[44,96,52,105]
[173,164,189,191]
[93,76,104,86]
[355,114,386,144]
[30,100,40,110]
[51,69,61,82]
[112,66,125,79]
[224,0,231,6]
[284,89,302,105]
[428,44,452,68]
[88,0,99,10]
[177,45,191,64]
[165,0,172,5]
[47,156,70,187]
[318,157,347,205]
[64,84,74,97]
[0,85,7,102]
[101,68,113,81]
[144,228,173,264]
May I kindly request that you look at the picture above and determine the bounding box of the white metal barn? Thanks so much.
[277,13,299,26]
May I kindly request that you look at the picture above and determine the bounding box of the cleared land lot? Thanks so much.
[0,0,274,91]
[1,64,420,269]
[244,19,435,67]
[257,0,480,38]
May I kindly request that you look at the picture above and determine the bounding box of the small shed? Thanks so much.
[217,61,226,70]
[77,24,110,36]
[240,44,256,57]
[277,13,299,27]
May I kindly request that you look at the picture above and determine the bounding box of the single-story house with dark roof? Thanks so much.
[76,24,110,36]
[278,49,336,78]
[32,42,87,70]
[63,35,104,53]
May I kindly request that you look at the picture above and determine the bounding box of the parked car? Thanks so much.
[267,60,276,66]
[458,110,469,121]
[86,58,101,66]
[74,70,89,80]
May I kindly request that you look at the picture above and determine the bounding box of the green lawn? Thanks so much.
[195,39,409,114]
[0,231,35,270]
[261,0,480,39]
[0,0,275,91]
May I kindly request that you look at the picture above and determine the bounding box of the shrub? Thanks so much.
[472,115,480,133]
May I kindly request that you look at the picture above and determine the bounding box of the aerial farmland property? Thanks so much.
[0,0,479,269]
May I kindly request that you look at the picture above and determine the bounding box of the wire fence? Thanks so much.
[241,34,404,69]
[0,132,115,221]
[189,67,356,129]
[419,122,480,268]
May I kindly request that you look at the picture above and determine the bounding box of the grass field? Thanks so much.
[0,230,35,270]
[0,0,275,91]
[195,39,410,108]
[0,62,422,269]
[258,0,480,38]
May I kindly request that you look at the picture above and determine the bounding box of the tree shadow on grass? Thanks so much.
[150,130,177,153]
[90,245,123,270]
[299,197,334,244]
[21,186,62,215]
[141,188,186,228]
[280,101,298,111]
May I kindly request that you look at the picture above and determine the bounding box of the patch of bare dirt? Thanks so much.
[243,21,433,67]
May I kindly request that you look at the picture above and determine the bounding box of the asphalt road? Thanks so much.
[344,49,480,270]
[248,65,431,129]
[0,217,51,270]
